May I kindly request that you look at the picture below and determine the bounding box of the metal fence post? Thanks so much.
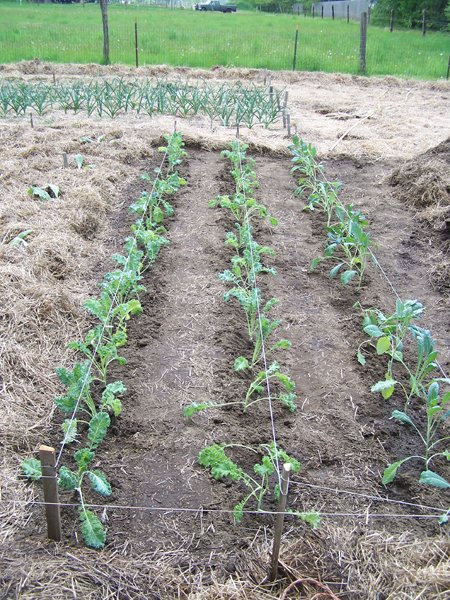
[359,12,367,74]
[292,27,299,71]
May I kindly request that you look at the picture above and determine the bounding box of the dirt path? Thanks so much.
[101,150,240,554]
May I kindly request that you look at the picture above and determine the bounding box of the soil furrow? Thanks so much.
[104,150,236,553]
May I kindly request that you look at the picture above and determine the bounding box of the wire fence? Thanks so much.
[0,15,448,79]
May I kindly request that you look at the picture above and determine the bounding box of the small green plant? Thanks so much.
[8,229,33,247]
[198,442,318,526]
[28,185,60,201]
[74,154,84,170]
[382,379,450,489]
[310,204,372,288]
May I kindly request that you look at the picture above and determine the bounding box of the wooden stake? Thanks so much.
[63,152,68,168]
[236,122,240,139]
[286,111,291,137]
[30,113,34,128]
[332,5,335,20]
[422,9,426,36]
[446,55,450,80]
[347,4,350,23]
[39,445,62,542]
[269,463,291,582]
[52,71,56,85]
[389,9,394,32]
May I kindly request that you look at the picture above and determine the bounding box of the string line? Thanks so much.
[235,134,281,484]
[289,479,446,513]
[5,498,445,521]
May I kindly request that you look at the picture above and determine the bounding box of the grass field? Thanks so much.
[0,2,449,79]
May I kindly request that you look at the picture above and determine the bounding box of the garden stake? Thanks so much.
[269,463,291,582]
[30,113,33,128]
[63,153,68,168]
[39,445,62,542]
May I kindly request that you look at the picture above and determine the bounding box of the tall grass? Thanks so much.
[0,2,448,79]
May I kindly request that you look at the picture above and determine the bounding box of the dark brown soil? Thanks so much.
[56,148,450,548]
[15,146,450,597]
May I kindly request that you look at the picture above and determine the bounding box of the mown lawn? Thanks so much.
[0,2,448,79]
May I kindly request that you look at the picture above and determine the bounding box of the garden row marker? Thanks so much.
[30,113,33,129]
[63,153,68,168]
[5,498,444,521]
[39,445,61,542]
[269,463,291,582]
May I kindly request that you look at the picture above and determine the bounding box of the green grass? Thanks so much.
[0,2,448,79]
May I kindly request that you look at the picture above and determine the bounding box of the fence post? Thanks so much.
[422,9,426,36]
[347,5,349,23]
[446,55,450,80]
[292,27,299,71]
[359,12,367,74]
[389,9,394,32]
[332,5,335,20]
[39,445,62,542]
[134,18,139,68]
[269,464,291,582]
[321,5,323,18]
[312,5,315,18]
[367,6,371,23]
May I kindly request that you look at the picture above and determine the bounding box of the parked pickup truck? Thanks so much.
[194,1,237,12]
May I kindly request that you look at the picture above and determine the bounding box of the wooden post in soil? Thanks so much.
[286,110,291,137]
[321,5,323,19]
[269,463,291,582]
[332,5,335,20]
[282,91,289,128]
[389,9,394,32]
[63,153,68,168]
[422,9,426,36]
[347,5,350,23]
[39,445,62,542]
[446,55,450,80]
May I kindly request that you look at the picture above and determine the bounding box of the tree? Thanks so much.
[100,0,110,65]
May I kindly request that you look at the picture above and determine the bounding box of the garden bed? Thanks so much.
[1,63,449,599]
